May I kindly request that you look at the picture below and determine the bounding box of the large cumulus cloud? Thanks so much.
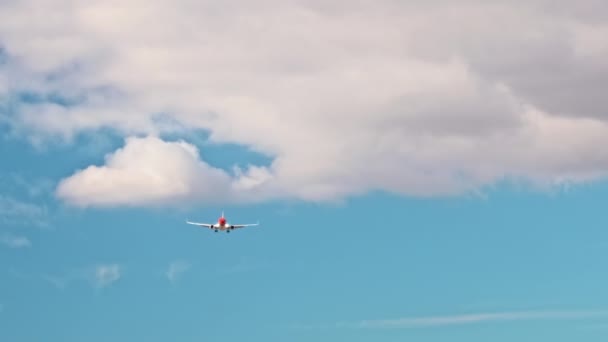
[1,0,608,206]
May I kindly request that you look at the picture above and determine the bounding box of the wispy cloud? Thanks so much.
[0,195,48,227]
[221,257,269,275]
[0,174,54,198]
[15,270,81,290]
[0,233,31,248]
[166,260,191,283]
[94,264,121,288]
[10,264,123,290]
[343,310,608,329]
[42,274,70,290]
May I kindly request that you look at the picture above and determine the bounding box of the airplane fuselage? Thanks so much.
[185,212,258,233]
[212,217,233,231]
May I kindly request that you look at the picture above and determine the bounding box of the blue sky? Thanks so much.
[3,1,608,341]
[2,129,608,342]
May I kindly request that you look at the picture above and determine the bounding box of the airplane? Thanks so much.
[186,211,259,233]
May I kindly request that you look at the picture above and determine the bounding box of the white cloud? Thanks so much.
[166,260,191,283]
[94,264,121,288]
[3,1,608,205]
[0,233,31,248]
[55,136,268,207]
[347,310,608,329]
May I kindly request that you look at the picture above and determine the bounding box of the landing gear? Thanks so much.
[227,229,231,233]
[214,229,218,233]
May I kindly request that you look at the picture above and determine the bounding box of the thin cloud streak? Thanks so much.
[0,195,49,228]
[349,310,608,329]
[0,233,31,248]
[94,264,121,288]
[166,260,191,283]
[9,265,123,290]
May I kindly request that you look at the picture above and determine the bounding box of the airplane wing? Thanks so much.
[231,222,260,229]
[186,220,214,228]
